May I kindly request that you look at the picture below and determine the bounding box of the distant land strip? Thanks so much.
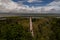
[0,13,60,17]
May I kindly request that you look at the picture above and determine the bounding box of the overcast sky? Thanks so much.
[0,0,60,13]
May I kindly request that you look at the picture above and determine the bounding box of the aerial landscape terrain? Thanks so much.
[0,16,60,40]
[0,0,60,40]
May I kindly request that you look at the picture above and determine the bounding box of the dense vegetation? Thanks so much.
[0,17,60,40]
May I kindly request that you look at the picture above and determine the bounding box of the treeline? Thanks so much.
[0,17,60,40]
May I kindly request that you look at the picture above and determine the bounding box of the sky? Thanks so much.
[12,0,53,6]
[0,0,60,13]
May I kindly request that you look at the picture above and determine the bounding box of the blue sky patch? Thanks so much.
[12,0,54,7]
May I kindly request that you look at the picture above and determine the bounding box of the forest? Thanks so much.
[0,17,60,40]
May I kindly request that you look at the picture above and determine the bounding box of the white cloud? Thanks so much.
[45,0,60,13]
[0,0,42,13]
[0,0,26,12]
[0,0,60,13]
[1,0,21,10]
[27,0,42,3]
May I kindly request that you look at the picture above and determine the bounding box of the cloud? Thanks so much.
[1,0,23,9]
[0,0,26,13]
[0,0,18,12]
[0,0,60,13]
[45,0,60,13]
[0,0,42,13]
[27,0,43,3]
